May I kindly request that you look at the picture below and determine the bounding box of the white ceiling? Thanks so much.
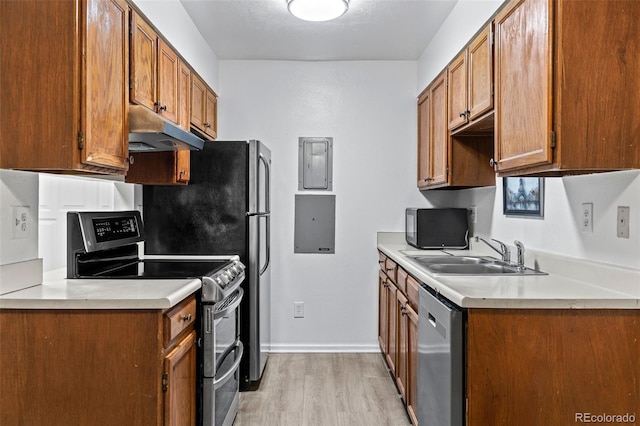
[180,0,459,61]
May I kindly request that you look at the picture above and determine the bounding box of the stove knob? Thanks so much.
[219,274,230,286]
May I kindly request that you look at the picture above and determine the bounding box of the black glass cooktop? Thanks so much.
[88,259,230,279]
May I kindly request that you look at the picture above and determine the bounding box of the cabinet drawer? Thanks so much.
[378,251,387,270]
[396,267,408,296]
[406,275,420,311]
[385,258,397,282]
[164,296,196,348]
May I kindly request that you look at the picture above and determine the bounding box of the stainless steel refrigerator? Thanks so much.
[142,140,271,390]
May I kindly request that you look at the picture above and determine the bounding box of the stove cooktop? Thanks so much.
[87,259,231,279]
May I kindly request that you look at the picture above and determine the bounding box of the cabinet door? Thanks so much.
[494,0,553,172]
[83,0,129,171]
[204,89,218,139]
[429,71,448,186]
[447,51,468,130]
[386,280,398,374]
[417,90,431,188]
[157,39,179,124]
[468,24,493,121]
[130,11,157,111]
[406,304,419,426]
[164,330,197,426]
[378,269,388,353]
[190,73,207,133]
[396,292,408,401]
[176,60,191,183]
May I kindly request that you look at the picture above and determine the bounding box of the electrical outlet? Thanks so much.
[294,302,304,318]
[581,203,593,233]
[617,206,630,239]
[12,206,30,239]
[470,206,478,224]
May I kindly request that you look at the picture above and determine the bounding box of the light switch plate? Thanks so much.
[617,206,630,238]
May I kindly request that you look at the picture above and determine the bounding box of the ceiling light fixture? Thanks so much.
[287,0,349,22]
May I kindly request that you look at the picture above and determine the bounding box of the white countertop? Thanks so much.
[0,269,201,310]
[378,232,640,309]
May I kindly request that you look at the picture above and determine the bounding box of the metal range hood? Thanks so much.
[128,105,204,152]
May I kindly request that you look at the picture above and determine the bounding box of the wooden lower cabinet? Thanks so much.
[0,296,197,426]
[466,309,640,425]
[378,252,419,424]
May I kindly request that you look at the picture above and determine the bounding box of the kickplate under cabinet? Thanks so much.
[294,194,336,254]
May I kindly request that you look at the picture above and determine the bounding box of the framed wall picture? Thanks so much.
[503,177,544,217]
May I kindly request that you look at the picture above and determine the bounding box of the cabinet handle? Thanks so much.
[181,314,192,322]
[466,109,471,117]
[459,112,466,118]
[489,158,497,170]
[160,105,167,111]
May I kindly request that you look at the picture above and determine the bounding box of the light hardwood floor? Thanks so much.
[234,353,412,426]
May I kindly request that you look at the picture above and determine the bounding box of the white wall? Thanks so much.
[218,60,427,351]
[0,170,39,266]
[444,172,640,269]
[131,0,219,90]
[38,175,138,273]
[417,0,506,92]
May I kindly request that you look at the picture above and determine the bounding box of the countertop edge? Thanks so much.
[377,234,640,309]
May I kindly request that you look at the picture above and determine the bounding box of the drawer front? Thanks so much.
[406,275,420,311]
[396,267,408,296]
[164,296,196,348]
[385,258,397,283]
[378,251,387,270]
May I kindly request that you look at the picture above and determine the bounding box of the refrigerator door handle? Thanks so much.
[259,151,271,213]
[259,215,271,276]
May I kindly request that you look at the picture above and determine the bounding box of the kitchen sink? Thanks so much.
[405,255,547,276]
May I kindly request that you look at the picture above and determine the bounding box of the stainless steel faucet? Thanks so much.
[475,236,510,262]
[514,240,525,271]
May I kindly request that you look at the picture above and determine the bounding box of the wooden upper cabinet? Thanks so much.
[494,0,640,176]
[417,89,431,187]
[205,89,218,139]
[447,51,469,130]
[0,0,129,174]
[157,39,179,124]
[130,11,180,126]
[191,72,218,140]
[467,25,494,121]
[130,12,157,112]
[494,0,552,173]
[176,59,192,183]
[429,71,449,186]
[448,24,494,132]
[417,71,448,189]
[126,18,193,186]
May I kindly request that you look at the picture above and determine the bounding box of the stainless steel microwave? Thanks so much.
[405,208,469,249]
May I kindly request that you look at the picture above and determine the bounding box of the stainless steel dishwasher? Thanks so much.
[418,284,465,426]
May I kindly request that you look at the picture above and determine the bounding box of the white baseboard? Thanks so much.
[269,343,381,353]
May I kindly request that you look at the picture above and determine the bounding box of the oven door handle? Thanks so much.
[213,340,244,390]
[214,288,244,320]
